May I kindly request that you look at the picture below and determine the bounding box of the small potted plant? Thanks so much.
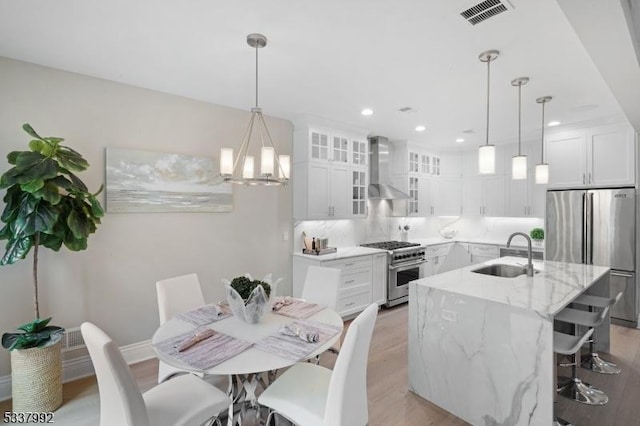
[530,228,545,241]
[0,124,104,412]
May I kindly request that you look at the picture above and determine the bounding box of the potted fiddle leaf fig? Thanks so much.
[0,123,104,412]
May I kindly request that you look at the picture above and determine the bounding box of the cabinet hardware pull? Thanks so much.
[345,302,355,307]
[583,173,586,184]
[344,263,354,267]
[344,279,356,284]
[588,172,592,184]
[524,206,527,215]
[610,271,634,278]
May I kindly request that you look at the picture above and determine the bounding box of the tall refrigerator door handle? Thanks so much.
[611,271,634,278]
[586,192,594,264]
[582,193,588,264]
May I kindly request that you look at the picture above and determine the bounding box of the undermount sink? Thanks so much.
[472,263,538,278]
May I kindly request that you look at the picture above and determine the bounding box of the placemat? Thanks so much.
[272,298,326,319]
[254,319,342,361]
[154,328,251,370]
[174,303,232,326]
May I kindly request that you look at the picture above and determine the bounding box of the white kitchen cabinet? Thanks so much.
[372,253,387,305]
[467,243,499,265]
[293,124,369,219]
[462,175,505,216]
[546,123,635,188]
[293,253,385,318]
[429,178,463,216]
[295,161,350,219]
[424,243,454,276]
[504,142,547,218]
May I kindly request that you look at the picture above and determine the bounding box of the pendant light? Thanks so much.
[511,77,529,180]
[219,33,290,186]
[478,50,499,174]
[535,96,552,184]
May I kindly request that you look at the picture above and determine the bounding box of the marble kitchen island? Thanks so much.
[408,257,611,426]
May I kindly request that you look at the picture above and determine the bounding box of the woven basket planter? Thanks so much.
[11,337,62,412]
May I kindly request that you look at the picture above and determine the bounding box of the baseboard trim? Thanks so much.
[0,339,154,402]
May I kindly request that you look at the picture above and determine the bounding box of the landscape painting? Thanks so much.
[105,148,232,213]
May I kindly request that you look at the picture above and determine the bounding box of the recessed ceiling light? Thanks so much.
[415,125,426,132]
[361,108,373,116]
[456,138,464,143]
[548,121,560,127]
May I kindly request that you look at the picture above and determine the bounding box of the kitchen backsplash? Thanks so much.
[294,206,544,250]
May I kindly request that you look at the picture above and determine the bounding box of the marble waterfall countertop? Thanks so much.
[408,257,611,425]
[411,256,609,318]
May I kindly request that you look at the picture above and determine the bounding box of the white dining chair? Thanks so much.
[258,303,378,426]
[81,322,230,426]
[301,266,343,363]
[156,273,228,391]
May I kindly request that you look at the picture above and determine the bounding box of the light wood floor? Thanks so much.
[2,305,639,425]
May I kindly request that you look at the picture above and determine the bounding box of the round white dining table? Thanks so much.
[151,306,343,425]
[152,307,343,375]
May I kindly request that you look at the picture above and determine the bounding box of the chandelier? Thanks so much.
[219,33,290,186]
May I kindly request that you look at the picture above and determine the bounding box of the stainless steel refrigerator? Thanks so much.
[546,188,637,326]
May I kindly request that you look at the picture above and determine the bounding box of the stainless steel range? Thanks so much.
[361,241,426,307]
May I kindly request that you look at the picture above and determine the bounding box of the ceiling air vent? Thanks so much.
[461,0,513,25]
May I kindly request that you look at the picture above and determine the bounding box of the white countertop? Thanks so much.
[410,237,545,250]
[410,256,610,318]
[292,245,386,260]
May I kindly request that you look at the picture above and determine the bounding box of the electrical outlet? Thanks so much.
[441,310,457,323]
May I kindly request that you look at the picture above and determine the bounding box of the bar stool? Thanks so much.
[553,328,595,424]
[554,306,609,405]
[571,291,623,374]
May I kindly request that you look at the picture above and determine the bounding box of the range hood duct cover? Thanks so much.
[368,136,410,200]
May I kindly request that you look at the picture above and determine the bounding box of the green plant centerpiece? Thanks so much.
[530,228,545,241]
[230,276,271,301]
[0,123,104,411]
[224,274,277,324]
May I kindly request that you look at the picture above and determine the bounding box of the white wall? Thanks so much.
[0,57,293,377]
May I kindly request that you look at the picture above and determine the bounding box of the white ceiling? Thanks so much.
[0,0,632,148]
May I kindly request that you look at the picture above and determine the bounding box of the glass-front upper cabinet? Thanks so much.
[333,136,349,163]
[352,140,367,167]
[311,131,329,161]
[352,170,367,215]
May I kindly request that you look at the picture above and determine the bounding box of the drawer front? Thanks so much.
[468,244,499,257]
[426,244,452,258]
[341,269,371,289]
[325,256,372,272]
[338,286,372,315]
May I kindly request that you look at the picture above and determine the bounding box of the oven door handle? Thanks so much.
[389,260,427,270]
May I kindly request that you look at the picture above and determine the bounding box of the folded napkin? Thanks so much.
[175,328,216,352]
[272,296,294,312]
[279,324,319,343]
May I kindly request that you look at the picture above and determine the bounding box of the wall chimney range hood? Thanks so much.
[368,136,410,200]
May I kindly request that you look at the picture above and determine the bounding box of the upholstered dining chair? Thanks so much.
[155,273,229,390]
[81,322,230,426]
[258,303,378,426]
[301,266,343,363]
